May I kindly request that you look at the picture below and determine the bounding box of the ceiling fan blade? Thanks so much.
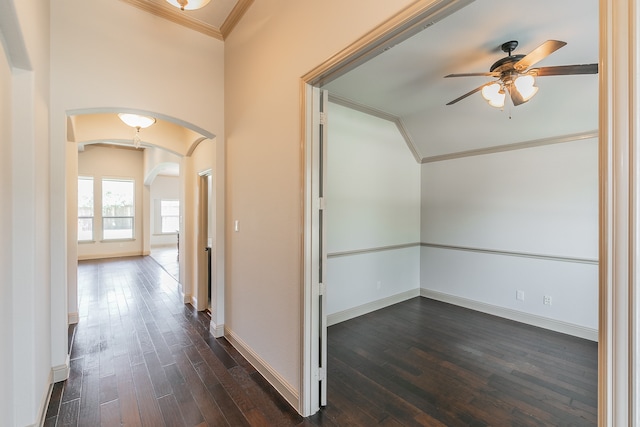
[532,63,598,76]
[514,40,567,72]
[445,72,500,78]
[507,83,526,106]
[446,83,487,105]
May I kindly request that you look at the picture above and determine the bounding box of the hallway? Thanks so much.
[44,256,308,426]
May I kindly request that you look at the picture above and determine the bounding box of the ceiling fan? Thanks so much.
[445,40,598,108]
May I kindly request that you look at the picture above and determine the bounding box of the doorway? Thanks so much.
[301,0,604,419]
[198,170,213,310]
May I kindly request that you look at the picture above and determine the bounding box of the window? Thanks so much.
[102,179,134,240]
[160,200,180,233]
[77,177,94,241]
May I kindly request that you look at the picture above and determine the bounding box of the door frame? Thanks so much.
[300,0,640,423]
[197,168,225,337]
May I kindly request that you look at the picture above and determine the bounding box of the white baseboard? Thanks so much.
[52,354,71,382]
[77,251,143,261]
[35,370,54,427]
[224,327,299,412]
[68,312,79,324]
[210,320,224,338]
[327,288,421,326]
[420,289,598,342]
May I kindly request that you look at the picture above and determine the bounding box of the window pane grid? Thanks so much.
[102,179,134,240]
[78,177,94,241]
[161,200,179,233]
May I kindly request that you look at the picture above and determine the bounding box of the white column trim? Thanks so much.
[600,0,639,425]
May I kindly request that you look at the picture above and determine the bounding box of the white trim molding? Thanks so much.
[52,354,71,383]
[224,327,299,412]
[209,320,224,338]
[422,243,599,265]
[328,289,420,326]
[421,289,598,342]
[328,242,420,258]
[35,370,54,427]
[119,0,254,41]
[599,0,640,424]
[421,131,598,164]
[68,312,79,325]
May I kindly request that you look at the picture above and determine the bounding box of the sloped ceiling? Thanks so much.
[323,0,599,160]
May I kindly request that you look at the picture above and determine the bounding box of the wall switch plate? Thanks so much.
[516,290,525,301]
[543,295,552,305]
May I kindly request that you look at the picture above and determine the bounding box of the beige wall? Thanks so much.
[224,0,414,405]
[77,145,145,259]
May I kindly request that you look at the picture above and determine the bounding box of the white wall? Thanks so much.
[150,174,180,247]
[421,138,599,335]
[326,102,421,321]
[1,0,53,424]
[77,145,145,259]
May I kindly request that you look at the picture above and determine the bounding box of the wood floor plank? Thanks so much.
[62,357,84,403]
[174,348,230,425]
[99,374,118,405]
[112,353,142,427]
[77,365,101,427]
[131,361,166,426]
[100,399,122,427]
[57,399,80,427]
[158,394,186,427]
[143,349,173,398]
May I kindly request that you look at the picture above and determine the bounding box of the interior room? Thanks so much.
[1,0,639,425]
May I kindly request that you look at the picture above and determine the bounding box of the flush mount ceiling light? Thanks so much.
[166,0,211,11]
[118,113,156,148]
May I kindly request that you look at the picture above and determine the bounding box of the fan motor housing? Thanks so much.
[489,54,525,73]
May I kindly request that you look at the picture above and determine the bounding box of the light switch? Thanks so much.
[234,220,239,232]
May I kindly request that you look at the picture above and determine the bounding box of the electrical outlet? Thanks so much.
[516,290,525,301]
[543,295,552,305]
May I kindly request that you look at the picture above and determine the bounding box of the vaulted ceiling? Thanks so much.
[324,0,599,160]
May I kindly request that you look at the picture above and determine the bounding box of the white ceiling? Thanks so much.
[323,0,599,159]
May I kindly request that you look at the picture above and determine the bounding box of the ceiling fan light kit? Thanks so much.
[166,0,211,11]
[445,40,598,109]
[481,83,505,108]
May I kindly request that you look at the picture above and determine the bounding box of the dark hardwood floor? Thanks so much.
[320,298,597,426]
[45,256,597,426]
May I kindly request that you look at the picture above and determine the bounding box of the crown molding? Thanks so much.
[220,0,254,39]
[421,130,598,163]
[120,0,253,40]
